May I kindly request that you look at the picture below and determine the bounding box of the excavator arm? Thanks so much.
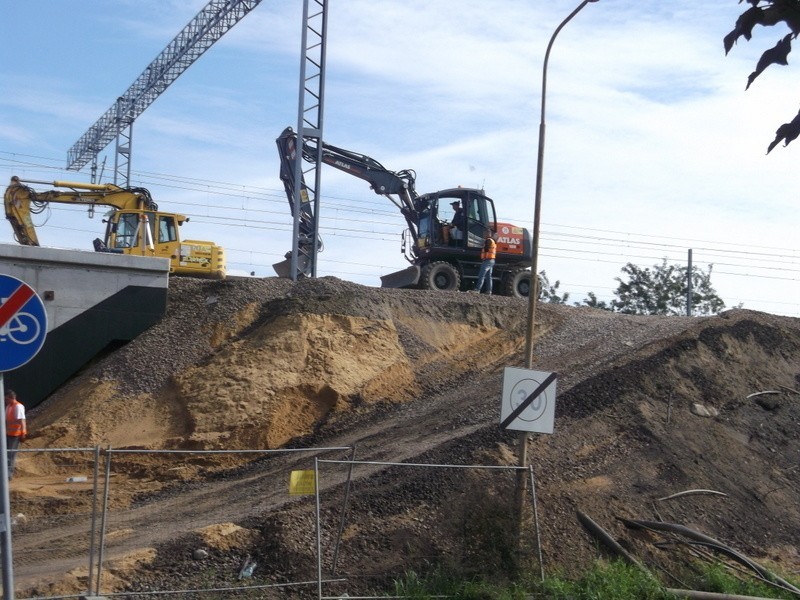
[316,142,416,198]
[275,127,423,278]
[275,129,318,267]
[4,176,158,246]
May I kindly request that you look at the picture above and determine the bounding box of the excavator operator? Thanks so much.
[445,201,465,246]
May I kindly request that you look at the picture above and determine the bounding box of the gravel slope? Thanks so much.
[16,276,800,596]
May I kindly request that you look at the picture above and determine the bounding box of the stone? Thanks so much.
[691,403,718,418]
[192,548,209,560]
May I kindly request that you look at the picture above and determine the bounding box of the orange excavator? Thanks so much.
[275,127,533,296]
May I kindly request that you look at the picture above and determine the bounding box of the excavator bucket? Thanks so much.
[380,265,421,289]
[273,253,313,279]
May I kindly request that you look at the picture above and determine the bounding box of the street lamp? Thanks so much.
[525,0,599,370]
[514,1,599,551]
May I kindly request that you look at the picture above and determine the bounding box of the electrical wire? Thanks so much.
[2,151,797,315]
[27,196,800,278]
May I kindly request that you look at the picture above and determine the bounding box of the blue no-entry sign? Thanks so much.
[0,275,47,372]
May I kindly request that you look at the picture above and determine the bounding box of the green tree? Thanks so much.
[609,259,725,316]
[575,291,611,310]
[725,1,800,153]
[538,270,570,304]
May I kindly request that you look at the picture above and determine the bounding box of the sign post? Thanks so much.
[0,275,48,600]
[500,366,558,565]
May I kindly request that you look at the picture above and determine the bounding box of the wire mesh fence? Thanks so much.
[10,447,101,598]
[313,459,538,600]
[7,448,539,600]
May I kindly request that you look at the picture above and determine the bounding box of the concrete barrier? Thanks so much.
[0,244,170,407]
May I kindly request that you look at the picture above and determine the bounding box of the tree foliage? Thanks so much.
[725,0,800,153]
[575,260,726,316]
[538,270,570,304]
[577,291,611,311]
[615,260,725,316]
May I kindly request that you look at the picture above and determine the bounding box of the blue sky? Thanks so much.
[1,1,798,316]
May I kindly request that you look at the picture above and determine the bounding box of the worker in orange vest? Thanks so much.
[4,389,26,480]
[474,229,497,294]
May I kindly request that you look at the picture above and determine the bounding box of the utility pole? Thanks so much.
[289,0,329,281]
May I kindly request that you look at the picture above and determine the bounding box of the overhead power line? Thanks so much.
[3,152,798,305]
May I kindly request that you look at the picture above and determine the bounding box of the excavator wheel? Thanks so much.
[501,269,538,298]
[420,261,460,292]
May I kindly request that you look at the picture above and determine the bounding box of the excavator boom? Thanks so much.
[275,127,421,273]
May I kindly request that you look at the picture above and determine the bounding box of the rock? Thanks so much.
[192,548,208,560]
[691,403,719,418]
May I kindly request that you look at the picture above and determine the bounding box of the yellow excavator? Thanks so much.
[4,176,225,279]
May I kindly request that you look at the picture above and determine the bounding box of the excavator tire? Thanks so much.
[420,262,460,292]
[501,268,537,298]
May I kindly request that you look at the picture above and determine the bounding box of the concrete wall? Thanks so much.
[0,244,170,407]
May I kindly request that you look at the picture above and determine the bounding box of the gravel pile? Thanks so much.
[40,275,531,406]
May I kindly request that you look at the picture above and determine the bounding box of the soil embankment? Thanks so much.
[13,277,800,595]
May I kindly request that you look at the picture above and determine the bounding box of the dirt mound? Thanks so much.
[15,277,800,594]
[29,277,526,452]
[531,310,800,578]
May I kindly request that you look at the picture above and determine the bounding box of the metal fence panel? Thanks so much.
[8,448,535,599]
[11,447,101,598]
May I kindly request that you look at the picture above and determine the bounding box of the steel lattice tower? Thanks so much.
[289,0,328,280]
[65,0,329,282]
[66,0,264,185]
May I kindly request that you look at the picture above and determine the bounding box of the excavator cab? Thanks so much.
[105,209,183,253]
[103,209,225,278]
[105,210,173,253]
[421,189,497,253]
[106,211,142,249]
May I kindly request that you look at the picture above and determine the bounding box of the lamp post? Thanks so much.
[515,0,599,541]
[525,0,600,369]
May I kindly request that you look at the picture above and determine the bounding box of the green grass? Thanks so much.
[537,561,666,599]
[698,562,800,599]
[394,569,528,600]
[393,562,664,600]
[392,560,800,600]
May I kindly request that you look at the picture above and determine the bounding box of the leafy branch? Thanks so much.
[725,0,800,153]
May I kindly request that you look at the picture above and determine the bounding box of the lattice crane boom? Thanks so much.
[66,0,263,174]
